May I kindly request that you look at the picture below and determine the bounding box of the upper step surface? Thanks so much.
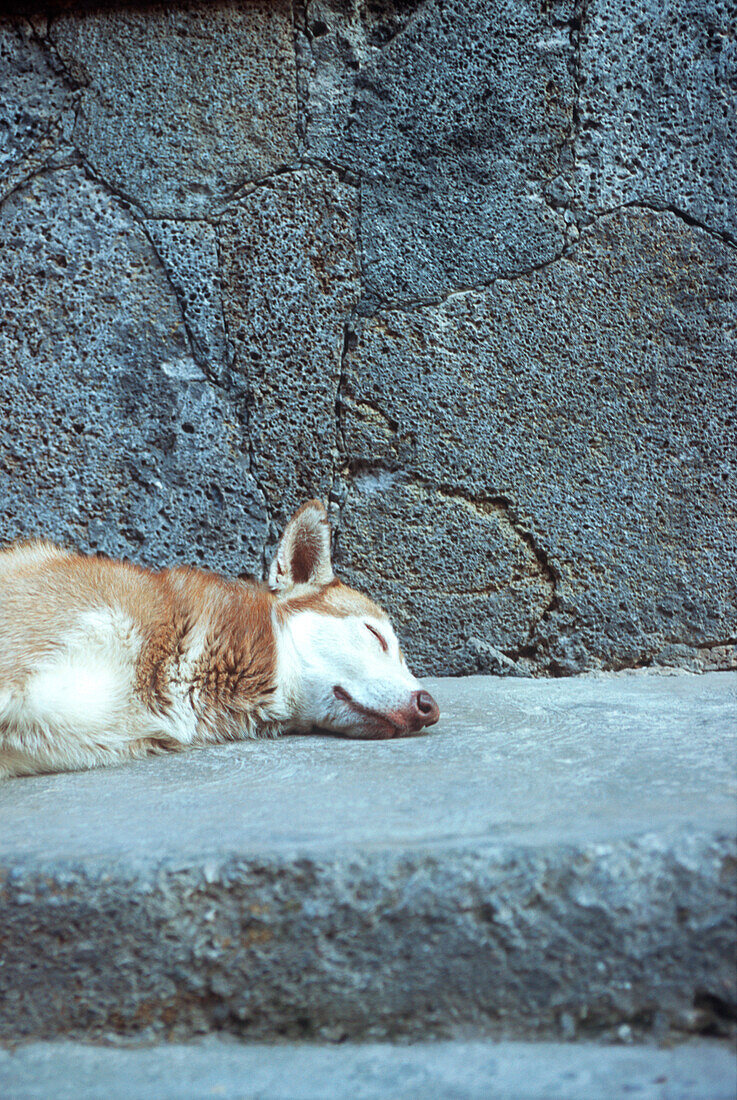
[1,671,735,867]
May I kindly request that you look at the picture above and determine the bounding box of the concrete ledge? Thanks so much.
[1,1039,736,1100]
[0,672,735,1043]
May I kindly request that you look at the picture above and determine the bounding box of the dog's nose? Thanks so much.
[412,689,440,727]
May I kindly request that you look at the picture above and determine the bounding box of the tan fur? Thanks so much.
[0,542,280,778]
[274,579,388,625]
[134,566,277,730]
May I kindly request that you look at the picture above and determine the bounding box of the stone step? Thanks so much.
[0,672,735,1045]
[1,1039,736,1100]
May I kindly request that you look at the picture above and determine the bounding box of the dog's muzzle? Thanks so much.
[333,686,440,737]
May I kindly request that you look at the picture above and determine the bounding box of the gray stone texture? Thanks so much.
[571,0,737,238]
[0,18,76,201]
[336,481,555,676]
[49,1,298,217]
[0,167,267,572]
[338,210,737,675]
[219,170,360,526]
[303,0,574,304]
[1,0,736,677]
[144,218,230,377]
[0,672,735,1044]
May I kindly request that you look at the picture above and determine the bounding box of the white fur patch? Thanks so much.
[276,609,420,733]
[0,607,152,776]
[24,661,127,736]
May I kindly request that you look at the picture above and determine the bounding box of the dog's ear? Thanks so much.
[268,500,334,594]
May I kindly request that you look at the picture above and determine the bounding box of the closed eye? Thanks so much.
[365,623,388,652]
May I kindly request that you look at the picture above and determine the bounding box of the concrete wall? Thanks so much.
[1,0,735,676]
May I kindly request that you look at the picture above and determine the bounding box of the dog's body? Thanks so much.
[0,502,439,779]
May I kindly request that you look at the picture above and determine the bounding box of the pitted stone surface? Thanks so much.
[0,18,75,200]
[0,167,267,572]
[338,210,737,675]
[144,218,230,377]
[219,170,360,527]
[0,673,734,1043]
[303,0,574,304]
[336,482,554,676]
[572,0,737,237]
[50,1,298,217]
[1,2,735,677]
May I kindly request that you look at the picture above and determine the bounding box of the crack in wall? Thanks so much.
[330,321,357,563]
[292,0,311,155]
[24,14,85,91]
[103,166,274,577]
[212,223,273,580]
[19,2,735,251]
[562,0,735,251]
[432,483,561,660]
[354,196,736,321]
[17,13,357,227]
[336,450,561,665]
[0,17,82,207]
[293,0,581,318]
[17,7,732,303]
[590,200,737,250]
[138,225,222,391]
[217,157,360,214]
[538,0,587,250]
[78,157,149,221]
[0,147,76,208]
[358,244,574,316]
[28,151,276,577]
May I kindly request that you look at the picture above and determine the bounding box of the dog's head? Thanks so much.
[270,500,440,739]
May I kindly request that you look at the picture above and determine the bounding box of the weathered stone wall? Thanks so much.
[1,1,735,676]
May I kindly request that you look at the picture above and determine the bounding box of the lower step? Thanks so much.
[1,1039,735,1100]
